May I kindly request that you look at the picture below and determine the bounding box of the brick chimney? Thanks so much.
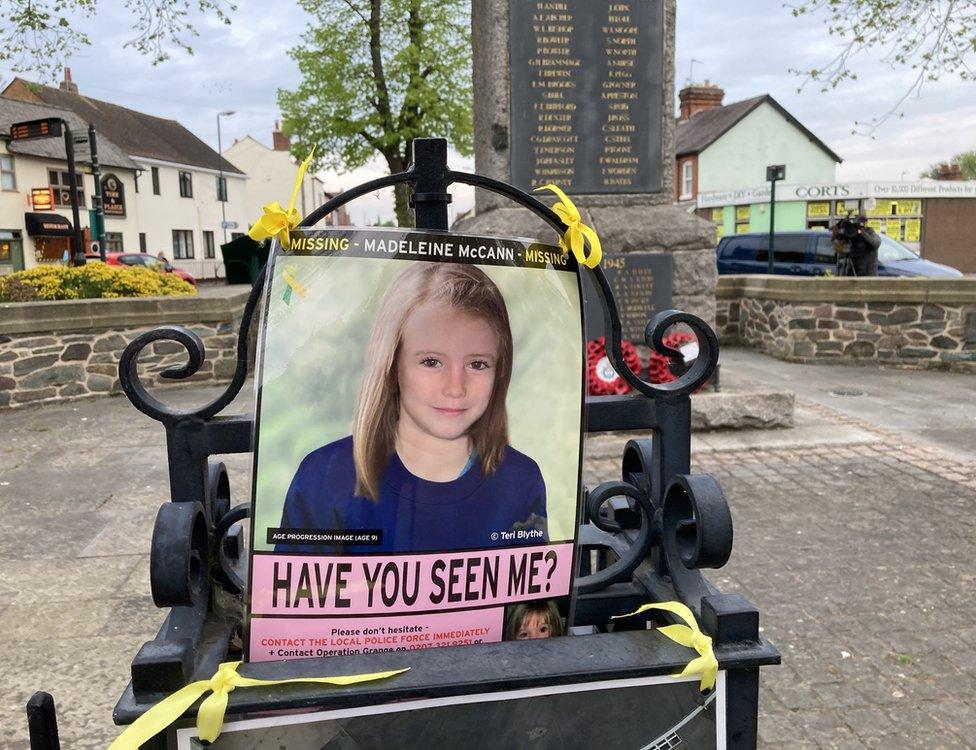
[272,120,290,151]
[678,80,724,121]
[935,162,963,181]
[60,68,78,94]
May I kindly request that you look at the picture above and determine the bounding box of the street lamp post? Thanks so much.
[765,164,786,274]
[217,110,235,244]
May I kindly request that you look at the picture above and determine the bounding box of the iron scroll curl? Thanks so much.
[119,163,717,420]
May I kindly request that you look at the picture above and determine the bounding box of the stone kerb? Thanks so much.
[715,276,976,371]
[0,291,251,408]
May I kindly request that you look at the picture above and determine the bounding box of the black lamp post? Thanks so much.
[766,164,785,274]
[217,110,235,244]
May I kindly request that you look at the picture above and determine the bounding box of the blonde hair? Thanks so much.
[352,262,513,500]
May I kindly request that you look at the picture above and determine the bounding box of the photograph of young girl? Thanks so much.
[279,262,546,553]
[251,233,584,557]
[504,600,565,641]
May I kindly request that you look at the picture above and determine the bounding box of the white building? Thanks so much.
[674,82,840,203]
[1,71,249,280]
[0,96,141,273]
[223,123,349,226]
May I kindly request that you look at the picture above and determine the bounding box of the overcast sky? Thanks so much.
[3,1,973,223]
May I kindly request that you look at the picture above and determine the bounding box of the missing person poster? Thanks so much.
[246,228,584,661]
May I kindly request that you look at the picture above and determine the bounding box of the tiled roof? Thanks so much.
[0,96,139,170]
[675,94,842,163]
[3,78,244,175]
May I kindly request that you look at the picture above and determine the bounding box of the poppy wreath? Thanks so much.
[587,337,642,395]
[647,331,697,385]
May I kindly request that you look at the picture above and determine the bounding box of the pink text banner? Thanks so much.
[251,542,573,616]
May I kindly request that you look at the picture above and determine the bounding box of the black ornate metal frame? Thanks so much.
[26,139,778,750]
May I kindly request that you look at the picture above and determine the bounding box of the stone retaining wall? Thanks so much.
[716,276,976,372]
[0,291,251,408]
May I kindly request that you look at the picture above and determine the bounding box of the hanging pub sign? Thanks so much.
[100,173,125,216]
[245,227,585,662]
[30,187,54,211]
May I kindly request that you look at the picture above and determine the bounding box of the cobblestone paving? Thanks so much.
[589,403,976,749]
[2,389,975,748]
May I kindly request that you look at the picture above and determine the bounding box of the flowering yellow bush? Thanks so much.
[0,263,197,302]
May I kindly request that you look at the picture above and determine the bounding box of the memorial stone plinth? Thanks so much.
[455,0,718,326]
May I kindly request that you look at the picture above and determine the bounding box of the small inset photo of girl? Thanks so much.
[504,600,565,641]
[251,229,584,556]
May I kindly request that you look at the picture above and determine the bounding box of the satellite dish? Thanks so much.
[864,197,877,210]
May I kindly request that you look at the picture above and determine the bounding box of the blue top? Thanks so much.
[276,436,548,553]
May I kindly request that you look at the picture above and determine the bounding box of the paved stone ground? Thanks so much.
[1,351,975,748]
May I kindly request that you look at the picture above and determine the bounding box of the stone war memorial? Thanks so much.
[456,0,716,330]
[21,4,780,750]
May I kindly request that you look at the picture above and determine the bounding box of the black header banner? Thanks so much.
[281,228,579,273]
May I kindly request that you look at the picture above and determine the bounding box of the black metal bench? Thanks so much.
[26,138,778,750]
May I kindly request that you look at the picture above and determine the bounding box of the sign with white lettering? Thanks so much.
[581,253,673,341]
[698,180,976,208]
[100,174,125,217]
[246,228,585,662]
[509,0,663,194]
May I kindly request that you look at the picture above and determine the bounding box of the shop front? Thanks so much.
[24,212,75,264]
[698,180,976,271]
[0,230,24,273]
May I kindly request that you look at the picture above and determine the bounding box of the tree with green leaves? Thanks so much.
[1,0,235,76]
[278,0,473,227]
[922,150,976,179]
[790,1,976,131]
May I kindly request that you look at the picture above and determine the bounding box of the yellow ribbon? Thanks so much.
[613,601,718,692]
[107,660,407,749]
[248,147,317,250]
[282,266,308,301]
[533,184,602,268]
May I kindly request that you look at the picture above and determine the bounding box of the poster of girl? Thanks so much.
[277,261,548,553]
[246,228,584,661]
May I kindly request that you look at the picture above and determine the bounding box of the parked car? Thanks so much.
[84,252,197,286]
[716,231,962,277]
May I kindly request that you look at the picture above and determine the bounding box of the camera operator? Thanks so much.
[832,213,881,276]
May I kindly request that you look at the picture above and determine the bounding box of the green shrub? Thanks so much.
[0,263,197,302]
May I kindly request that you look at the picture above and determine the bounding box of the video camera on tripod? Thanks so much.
[832,210,881,276]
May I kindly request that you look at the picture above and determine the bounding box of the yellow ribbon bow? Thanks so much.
[107,660,407,749]
[248,147,317,250]
[613,601,718,691]
[534,183,602,268]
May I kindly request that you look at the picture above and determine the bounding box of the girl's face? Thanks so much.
[396,300,499,443]
[516,611,552,640]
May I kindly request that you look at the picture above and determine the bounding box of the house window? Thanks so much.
[216,176,227,202]
[172,229,194,259]
[151,166,160,195]
[680,161,693,199]
[178,171,193,198]
[203,230,215,259]
[49,169,85,208]
[139,233,147,253]
[105,232,124,253]
[1,155,15,190]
